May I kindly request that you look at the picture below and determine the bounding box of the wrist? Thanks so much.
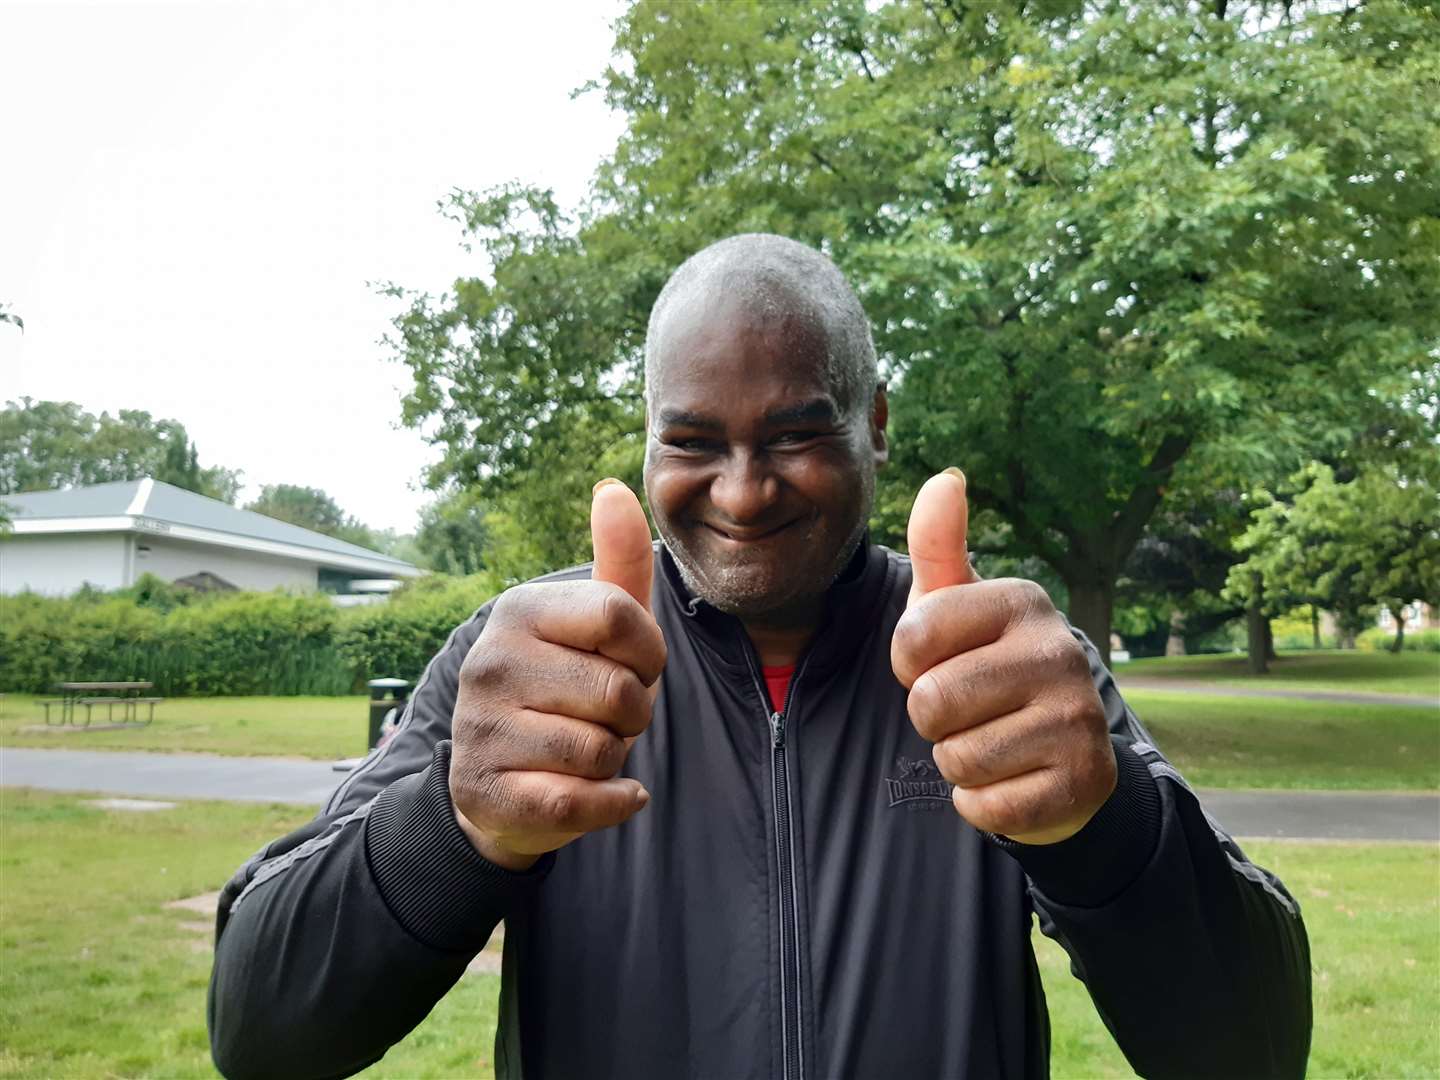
[450,802,542,872]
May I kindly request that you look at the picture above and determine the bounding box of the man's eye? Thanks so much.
[772,431,821,447]
[667,438,717,453]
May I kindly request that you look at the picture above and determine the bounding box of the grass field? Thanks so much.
[0,694,366,760]
[5,687,1437,792]
[1119,649,1440,698]
[1,790,1436,1079]
[1126,690,1440,790]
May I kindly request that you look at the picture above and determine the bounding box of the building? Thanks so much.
[0,478,422,596]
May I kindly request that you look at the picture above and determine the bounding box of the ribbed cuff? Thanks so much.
[364,740,553,952]
[990,738,1162,908]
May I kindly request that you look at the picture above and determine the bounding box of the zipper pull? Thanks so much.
[769,710,786,748]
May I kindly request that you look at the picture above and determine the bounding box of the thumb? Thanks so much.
[906,467,977,606]
[591,478,655,614]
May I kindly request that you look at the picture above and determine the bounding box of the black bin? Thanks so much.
[366,677,411,750]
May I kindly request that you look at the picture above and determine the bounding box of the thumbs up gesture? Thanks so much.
[890,470,1116,845]
[449,479,666,870]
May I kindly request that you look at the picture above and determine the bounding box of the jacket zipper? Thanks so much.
[744,649,809,1080]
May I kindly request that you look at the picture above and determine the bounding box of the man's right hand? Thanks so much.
[448,479,665,871]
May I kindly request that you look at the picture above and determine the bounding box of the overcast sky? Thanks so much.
[1,0,628,532]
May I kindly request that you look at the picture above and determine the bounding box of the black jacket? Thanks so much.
[209,544,1312,1079]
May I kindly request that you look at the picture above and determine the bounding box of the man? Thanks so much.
[209,235,1311,1079]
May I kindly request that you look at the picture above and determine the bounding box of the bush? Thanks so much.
[0,573,505,696]
[335,572,501,686]
[1357,627,1440,653]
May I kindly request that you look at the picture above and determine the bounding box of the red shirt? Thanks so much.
[762,664,796,714]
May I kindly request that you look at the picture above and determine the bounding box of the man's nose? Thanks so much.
[709,451,779,523]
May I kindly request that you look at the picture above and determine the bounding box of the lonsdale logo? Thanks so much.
[885,755,953,808]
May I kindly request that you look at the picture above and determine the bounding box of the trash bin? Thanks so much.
[367,677,411,750]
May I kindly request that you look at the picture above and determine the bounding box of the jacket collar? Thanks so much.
[655,535,899,680]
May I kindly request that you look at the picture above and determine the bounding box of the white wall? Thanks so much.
[134,535,318,592]
[0,533,130,595]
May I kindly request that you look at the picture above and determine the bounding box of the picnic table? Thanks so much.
[43,682,164,727]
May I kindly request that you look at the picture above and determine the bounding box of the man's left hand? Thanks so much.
[890,469,1117,846]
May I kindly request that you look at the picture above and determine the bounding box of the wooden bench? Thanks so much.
[76,696,125,725]
[125,697,164,725]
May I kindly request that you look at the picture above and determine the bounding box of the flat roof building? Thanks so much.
[0,478,422,596]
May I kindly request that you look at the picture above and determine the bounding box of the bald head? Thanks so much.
[644,234,878,417]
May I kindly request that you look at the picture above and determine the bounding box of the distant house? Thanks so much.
[0,478,422,597]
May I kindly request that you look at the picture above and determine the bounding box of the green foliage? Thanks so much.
[0,574,504,696]
[1227,462,1440,640]
[1358,626,1440,654]
[384,0,1440,653]
[0,589,351,696]
[0,397,242,501]
[414,488,490,575]
[334,572,501,684]
[244,483,381,550]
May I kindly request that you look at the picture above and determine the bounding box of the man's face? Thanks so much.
[643,293,887,622]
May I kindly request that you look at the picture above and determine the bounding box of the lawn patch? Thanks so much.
[0,694,367,760]
[1127,691,1440,790]
[1,791,1436,1078]
[1119,650,1440,698]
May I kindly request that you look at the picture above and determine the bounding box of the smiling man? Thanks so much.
[208,235,1311,1079]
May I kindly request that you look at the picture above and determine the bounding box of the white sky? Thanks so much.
[0,0,627,533]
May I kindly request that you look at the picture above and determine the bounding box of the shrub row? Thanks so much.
[1356,626,1440,653]
[0,572,503,696]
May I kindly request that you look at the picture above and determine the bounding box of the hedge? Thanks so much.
[0,572,503,696]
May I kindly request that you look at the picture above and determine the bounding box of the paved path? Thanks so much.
[1115,678,1437,708]
[3,747,1437,842]
[1,748,337,806]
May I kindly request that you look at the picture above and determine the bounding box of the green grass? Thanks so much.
[1119,649,1440,698]
[1,790,1437,1079]
[0,694,367,760]
[1035,840,1440,1079]
[1127,690,1440,790]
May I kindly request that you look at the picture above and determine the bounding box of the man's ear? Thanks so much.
[871,382,889,468]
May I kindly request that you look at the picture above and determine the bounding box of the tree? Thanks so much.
[1227,462,1440,655]
[386,0,1440,661]
[414,489,489,576]
[244,483,381,550]
[0,398,242,502]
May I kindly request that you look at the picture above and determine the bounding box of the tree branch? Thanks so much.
[1108,433,1194,563]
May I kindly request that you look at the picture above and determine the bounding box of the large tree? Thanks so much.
[244,484,380,550]
[386,0,1439,659]
[1227,460,1440,653]
[0,398,242,502]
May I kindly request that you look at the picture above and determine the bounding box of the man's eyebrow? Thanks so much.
[655,408,722,429]
[653,398,841,430]
[763,399,840,426]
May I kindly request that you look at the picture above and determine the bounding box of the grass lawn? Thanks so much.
[1126,690,1440,790]
[1118,649,1440,698]
[5,689,1436,792]
[1,790,1437,1079]
[0,694,365,760]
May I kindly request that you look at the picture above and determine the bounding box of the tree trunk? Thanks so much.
[1311,605,1321,650]
[1066,578,1114,668]
[1165,609,1186,656]
[1390,614,1406,654]
[1246,572,1268,674]
[1264,617,1277,661]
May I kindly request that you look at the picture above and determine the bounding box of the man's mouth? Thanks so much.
[702,521,793,544]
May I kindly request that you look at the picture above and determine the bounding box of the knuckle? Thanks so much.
[576,727,624,777]
[543,786,579,828]
[907,673,948,742]
[891,608,931,682]
[934,733,984,786]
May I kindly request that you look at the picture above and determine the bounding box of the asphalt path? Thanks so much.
[3,747,1436,842]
